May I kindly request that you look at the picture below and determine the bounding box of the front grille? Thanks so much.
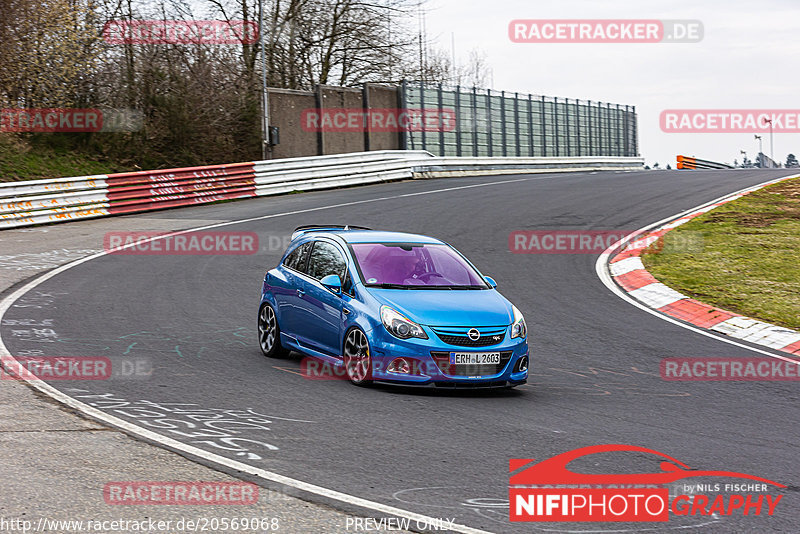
[435,332,505,347]
[432,327,507,347]
[431,351,512,377]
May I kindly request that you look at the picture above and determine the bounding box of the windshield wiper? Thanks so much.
[437,285,486,290]
[369,284,486,290]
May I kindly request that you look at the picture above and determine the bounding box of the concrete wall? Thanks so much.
[365,84,400,151]
[268,88,318,160]
[319,86,366,155]
[265,84,401,159]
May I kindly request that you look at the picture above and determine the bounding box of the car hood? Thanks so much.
[368,288,513,327]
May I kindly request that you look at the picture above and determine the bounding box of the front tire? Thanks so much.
[258,304,289,358]
[343,328,372,386]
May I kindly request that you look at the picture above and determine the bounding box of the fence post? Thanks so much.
[514,93,521,157]
[540,96,547,157]
[500,90,507,157]
[419,81,427,152]
[564,98,571,156]
[455,86,462,157]
[438,83,445,156]
[623,104,630,157]
[553,97,560,157]
[487,89,494,157]
[362,83,370,152]
[398,80,408,150]
[315,84,324,155]
[587,101,593,156]
[575,100,582,156]
[528,94,534,157]
[472,87,479,157]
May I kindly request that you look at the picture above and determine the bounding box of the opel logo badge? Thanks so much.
[467,328,481,341]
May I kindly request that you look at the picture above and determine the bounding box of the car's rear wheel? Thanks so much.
[343,328,372,386]
[258,304,289,358]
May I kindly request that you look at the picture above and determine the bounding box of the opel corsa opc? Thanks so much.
[258,226,529,388]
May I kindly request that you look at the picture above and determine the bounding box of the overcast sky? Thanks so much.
[423,0,800,167]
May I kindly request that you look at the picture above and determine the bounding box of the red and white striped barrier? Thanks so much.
[0,162,257,228]
[608,174,800,356]
[1,151,643,229]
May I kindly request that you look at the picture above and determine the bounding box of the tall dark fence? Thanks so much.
[267,81,638,159]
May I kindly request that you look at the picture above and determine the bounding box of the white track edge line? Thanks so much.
[595,173,800,364]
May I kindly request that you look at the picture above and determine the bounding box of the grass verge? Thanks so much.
[642,175,800,331]
[0,134,123,182]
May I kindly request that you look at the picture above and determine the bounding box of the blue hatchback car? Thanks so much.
[258,226,529,388]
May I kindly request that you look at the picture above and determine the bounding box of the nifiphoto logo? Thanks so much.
[509,445,785,523]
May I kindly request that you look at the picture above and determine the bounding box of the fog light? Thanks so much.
[515,356,528,373]
[388,358,411,374]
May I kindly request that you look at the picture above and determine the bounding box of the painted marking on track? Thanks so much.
[66,392,313,460]
[272,366,305,377]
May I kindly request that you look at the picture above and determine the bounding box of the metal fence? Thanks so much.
[400,82,638,158]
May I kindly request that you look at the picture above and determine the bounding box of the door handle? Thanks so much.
[296,289,305,297]
[343,308,351,315]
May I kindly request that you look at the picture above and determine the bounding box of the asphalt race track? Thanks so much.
[3,169,798,533]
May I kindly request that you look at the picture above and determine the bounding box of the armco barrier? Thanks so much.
[677,155,734,170]
[1,151,643,229]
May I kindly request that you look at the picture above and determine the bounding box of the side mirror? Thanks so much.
[320,274,342,294]
[484,276,498,289]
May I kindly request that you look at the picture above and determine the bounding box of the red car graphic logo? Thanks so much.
[510,444,785,487]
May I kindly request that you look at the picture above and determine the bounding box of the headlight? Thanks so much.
[381,306,428,340]
[510,305,527,339]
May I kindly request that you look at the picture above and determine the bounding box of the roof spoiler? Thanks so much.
[291,225,372,240]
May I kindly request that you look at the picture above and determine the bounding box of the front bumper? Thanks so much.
[367,324,529,387]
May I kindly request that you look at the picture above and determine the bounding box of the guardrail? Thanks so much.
[1,151,643,229]
[676,155,734,170]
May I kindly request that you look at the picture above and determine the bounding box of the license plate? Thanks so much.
[449,352,501,365]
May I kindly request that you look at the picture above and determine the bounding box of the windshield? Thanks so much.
[350,243,488,289]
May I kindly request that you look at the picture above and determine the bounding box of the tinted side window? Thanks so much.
[283,242,312,273]
[342,270,355,296]
[307,241,347,281]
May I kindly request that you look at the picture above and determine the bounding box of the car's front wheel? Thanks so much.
[258,304,289,358]
[343,328,372,386]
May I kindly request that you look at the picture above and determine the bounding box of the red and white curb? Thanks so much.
[606,174,800,357]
